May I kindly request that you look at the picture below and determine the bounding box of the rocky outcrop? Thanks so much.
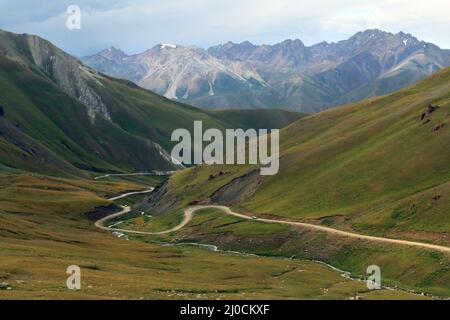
[420,105,440,122]
[143,180,181,216]
[433,123,446,132]
[209,169,262,206]
[0,30,110,122]
[419,105,446,131]
[25,35,110,122]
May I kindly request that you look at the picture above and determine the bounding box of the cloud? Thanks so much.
[0,0,449,56]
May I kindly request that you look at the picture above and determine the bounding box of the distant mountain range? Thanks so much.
[82,29,450,112]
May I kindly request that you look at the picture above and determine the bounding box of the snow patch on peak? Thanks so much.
[161,43,177,49]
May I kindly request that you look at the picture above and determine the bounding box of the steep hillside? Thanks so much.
[0,29,301,175]
[0,115,83,177]
[83,30,450,112]
[154,66,450,244]
[138,67,450,296]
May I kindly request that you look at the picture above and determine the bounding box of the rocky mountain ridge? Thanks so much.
[83,29,450,112]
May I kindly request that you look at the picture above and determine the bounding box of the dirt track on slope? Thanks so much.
[96,193,450,254]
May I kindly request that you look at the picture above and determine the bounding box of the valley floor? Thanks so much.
[0,174,430,300]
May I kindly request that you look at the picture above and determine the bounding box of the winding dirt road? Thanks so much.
[203,205,450,254]
[94,172,175,180]
[108,189,155,201]
[96,192,450,254]
[95,188,194,235]
[95,189,154,232]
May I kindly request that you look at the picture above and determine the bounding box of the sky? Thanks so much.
[0,0,449,56]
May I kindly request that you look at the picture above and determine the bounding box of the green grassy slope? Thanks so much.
[244,67,450,238]
[0,115,84,177]
[165,66,450,242]
[142,68,450,296]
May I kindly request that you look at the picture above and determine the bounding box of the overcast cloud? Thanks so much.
[0,0,449,56]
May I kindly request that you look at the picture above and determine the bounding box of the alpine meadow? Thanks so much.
[0,0,449,308]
